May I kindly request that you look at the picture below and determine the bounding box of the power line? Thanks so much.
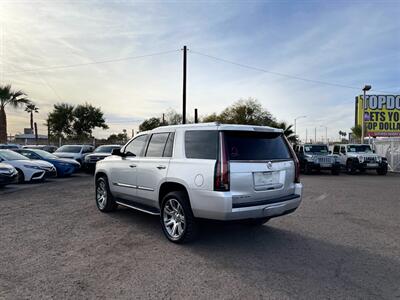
[190,50,396,94]
[4,49,180,75]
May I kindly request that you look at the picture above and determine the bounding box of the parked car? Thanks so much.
[0,150,57,183]
[333,144,388,175]
[0,163,18,187]
[22,145,58,153]
[94,123,303,243]
[15,148,80,177]
[53,145,94,164]
[294,144,340,175]
[0,144,21,150]
[84,145,121,172]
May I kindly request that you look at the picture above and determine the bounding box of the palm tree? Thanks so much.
[276,121,297,143]
[0,84,30,143]
[25,103,39,130]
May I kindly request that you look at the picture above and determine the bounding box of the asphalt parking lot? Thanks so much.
[0,172,399,299]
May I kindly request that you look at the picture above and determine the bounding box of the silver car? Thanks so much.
[95,123,303,243]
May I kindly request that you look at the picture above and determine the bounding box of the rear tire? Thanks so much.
[160,191,198,243]
[95,176,117,212]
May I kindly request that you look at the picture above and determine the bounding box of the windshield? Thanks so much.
[94,145,120,153]
[31,149,58,159]
[304,145,328,153]
[0,150,29,161]
[56,146,82,153]
[347,145,372,153]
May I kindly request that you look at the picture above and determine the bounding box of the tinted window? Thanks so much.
[146,133,170,157]
[19,150,38,159]
[163,133,175,157]
[124,135,148,156]
[185,131,218,159]
[56,146,82,153]
[333,145,340,154]
[225,131,291,160]
[304,145,328,153]
[94,145,120,153]
[347,145,372,153]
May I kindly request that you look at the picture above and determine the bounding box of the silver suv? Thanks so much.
[95,123,303,243]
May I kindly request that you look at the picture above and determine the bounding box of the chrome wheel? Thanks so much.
[163,198,185,240]
[96,179,107,209]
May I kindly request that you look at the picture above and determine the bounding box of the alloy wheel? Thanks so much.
[96,179,107,209]
[163,198,186,240]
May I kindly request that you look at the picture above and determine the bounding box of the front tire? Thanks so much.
[377,165,388,175]
[346,160,357,175]
[160,191,198,243]
[95,176,117,212]
[16,169,25,183]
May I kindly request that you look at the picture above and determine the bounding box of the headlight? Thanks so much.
[377,157,382,162]
[23,165,42,170]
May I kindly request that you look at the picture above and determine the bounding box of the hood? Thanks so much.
[30,160,55,168]
[55,158,81,165]
[86,153,111,158]
[347,152,379,157]
[54,152,80,158]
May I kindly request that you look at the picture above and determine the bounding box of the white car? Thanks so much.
[0,150,57,183]
[95,123,302,243]
[54,145,94,164]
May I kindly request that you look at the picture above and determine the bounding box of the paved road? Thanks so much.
[0,173,399,299]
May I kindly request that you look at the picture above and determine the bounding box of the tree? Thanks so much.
[25,103,39,130]
[47,103,75,138]
[139,117,161,132]
[0,84,31,143]
[275,121,297,143]
[72,103,108,138]
[47,103,108,139]
[202,98,276,126]
[351,125,362,143]
[107,131,128,143]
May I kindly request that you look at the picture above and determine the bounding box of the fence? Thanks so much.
[373,138,400,173]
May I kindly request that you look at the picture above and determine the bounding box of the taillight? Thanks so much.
[284,136,300,183]
[214,131,230,191]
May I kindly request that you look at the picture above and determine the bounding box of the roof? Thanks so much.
[150,122,282,133]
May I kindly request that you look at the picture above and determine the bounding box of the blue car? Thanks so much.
[14,148,80,177]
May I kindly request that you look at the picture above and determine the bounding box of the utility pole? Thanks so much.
[182,45,187,124]
[314,127,317,143]
[162,113,165,125]
[194,108,198,123]
[34,122,38,145]
[305,129,308,143]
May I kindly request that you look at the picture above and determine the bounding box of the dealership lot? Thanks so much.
[0,173,399,299]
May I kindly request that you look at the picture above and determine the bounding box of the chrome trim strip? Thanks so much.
[137,186,154,191]
[113,182,137,189]
[116,201,160,215]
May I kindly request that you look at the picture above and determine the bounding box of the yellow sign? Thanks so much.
[356,95,400,137]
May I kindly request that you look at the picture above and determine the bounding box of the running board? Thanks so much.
[116,200,160,216]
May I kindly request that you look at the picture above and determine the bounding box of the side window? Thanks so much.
[124,135,148,157]
[300,146,304,153]
[145,133,170,157]
[340,146,346,154]
[21,151,37,159]
[185,130,218,159]
[333,145,339,154]
[163,133,175,157]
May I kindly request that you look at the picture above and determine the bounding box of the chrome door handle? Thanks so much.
[156,165,166,170]
[129,164,137,168]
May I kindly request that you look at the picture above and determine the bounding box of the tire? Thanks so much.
[242,217,270,226]
[377,165,388,175]
[16,169,25,183]
[346,160,357,175]
[304,163,312,175]
[95,175,117,212]
[331,167,340,175]
[160,191,198,243]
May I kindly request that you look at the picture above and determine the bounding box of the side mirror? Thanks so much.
[112,148,122,156]
[373,150,376,153]
[329,150,332,154]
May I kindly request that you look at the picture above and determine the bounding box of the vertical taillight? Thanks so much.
[214,131,230,191]
[284,136,300,183]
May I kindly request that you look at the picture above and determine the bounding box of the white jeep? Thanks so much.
[332,144,388,175]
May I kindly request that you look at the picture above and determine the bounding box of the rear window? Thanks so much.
[224,131,291,161]
[185,130,218,159]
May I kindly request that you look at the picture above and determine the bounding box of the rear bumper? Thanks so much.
[191,183,303,221]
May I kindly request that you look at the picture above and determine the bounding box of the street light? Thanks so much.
[320,125,328,144]
[361,85,371,143]
[294,115,307,139]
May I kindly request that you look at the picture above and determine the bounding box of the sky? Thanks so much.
[0,0,399,141]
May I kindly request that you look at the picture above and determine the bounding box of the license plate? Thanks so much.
[253,172,280,186]
[320,163,331,168]
[367,163,378,167]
